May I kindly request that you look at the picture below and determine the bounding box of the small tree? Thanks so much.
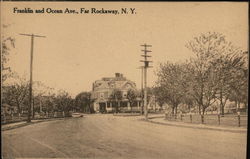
[212,48,248,115]
[75,92,94,113]
[227,51,248,112]
[153,86,166,110]
[155,62,187,116]
[42,95,56,115]
[55,90,73,117]
[127,89,137,107]
[110,89,123,113]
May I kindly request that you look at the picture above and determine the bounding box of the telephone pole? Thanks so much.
[20,33,46,123]
[140,44,152,120]
[137,66,144,115]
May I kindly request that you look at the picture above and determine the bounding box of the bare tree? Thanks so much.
[186,32,226,115]
[32,81,55,117]
[187,32,248,115]
[2,77,29,117]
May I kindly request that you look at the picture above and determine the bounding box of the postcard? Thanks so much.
[1,1,248,159]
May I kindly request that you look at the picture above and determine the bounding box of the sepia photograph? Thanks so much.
[1,1,248,159]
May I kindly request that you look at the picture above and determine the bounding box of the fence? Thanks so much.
[1,111,72,124]
[165,113,248,127]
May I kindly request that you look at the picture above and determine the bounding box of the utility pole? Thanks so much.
[20,33,46,123]
[137,66,144,115]
[140,44,152,120]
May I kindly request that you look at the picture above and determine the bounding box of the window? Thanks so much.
[104,92,108,98]
[100,93,104,98]
[121,101,128,107]
[123,92,127,97]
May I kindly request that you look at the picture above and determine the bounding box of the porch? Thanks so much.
[98,100,142,113]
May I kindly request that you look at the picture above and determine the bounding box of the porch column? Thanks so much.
[153,99,156,112]
[39,99,42,113]
[110,102,112,109]
[127,102,131,111]
[137,101,140,110]
[105,102,108,112]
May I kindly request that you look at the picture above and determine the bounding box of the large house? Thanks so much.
[91,73,142,113]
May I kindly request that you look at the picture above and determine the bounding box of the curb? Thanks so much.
[1,118,69,131]
[113,113,141,117]
[2,122,32,131]
[142,118,247,133]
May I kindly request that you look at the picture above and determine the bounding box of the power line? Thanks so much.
[20,33,46,123]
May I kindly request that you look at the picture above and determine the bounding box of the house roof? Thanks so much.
[93,74,136,91]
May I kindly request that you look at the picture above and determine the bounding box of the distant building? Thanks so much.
[91,73,142,113]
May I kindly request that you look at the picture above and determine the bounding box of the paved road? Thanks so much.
[2,114,247,159]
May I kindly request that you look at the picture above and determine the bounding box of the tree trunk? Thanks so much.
[17,103,21,119]
[235,101,237,112]
[237,101,240,112]
[171,107,175,116]
[219,89,227,116]
[198,105,201,114]
[88,104,91,114]
[11,110,14,120]
[235,100,240,112]
[115,102,118,113]
[221,105,225,115]
[174,106,178,115]
[32,99,35,119]
[141,101,144,115]
[174,106,178,119]
[118,101,120,113]
[202,106,205,115]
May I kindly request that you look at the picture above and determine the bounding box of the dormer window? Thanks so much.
[123,92,127,97]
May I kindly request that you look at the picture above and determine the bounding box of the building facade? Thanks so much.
[91,73,142,113]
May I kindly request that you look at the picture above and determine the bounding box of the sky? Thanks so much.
[2,2,248,97]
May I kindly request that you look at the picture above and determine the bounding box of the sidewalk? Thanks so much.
[145,115,247,133]
[1,118,65,131]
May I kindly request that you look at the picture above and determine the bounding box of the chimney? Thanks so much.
[115,73,120,78]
